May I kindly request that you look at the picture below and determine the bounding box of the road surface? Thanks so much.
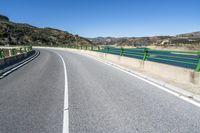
[0,48,200,133]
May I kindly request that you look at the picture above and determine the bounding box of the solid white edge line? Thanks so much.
[53,51,69,133]
[67,50,200,108]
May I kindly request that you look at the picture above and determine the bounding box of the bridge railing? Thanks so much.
[0,46,32,59]
[66,45,200,72]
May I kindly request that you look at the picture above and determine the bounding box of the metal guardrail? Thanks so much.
[0,46,32,59]
[67,45,200,72]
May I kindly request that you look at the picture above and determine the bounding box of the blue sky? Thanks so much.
[0,0,200,37]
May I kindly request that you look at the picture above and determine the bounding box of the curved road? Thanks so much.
[0,48,200,133]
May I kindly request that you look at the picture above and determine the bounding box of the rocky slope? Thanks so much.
[0,15,93,46]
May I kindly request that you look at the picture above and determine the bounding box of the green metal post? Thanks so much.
[14,49,17,55]
[30,45,32,51]
[107,47,110,53]
[81,46,83,50]
[0,49,2,58]
[98,46,100,51]
[195,52,200,72]
[24,47,27,53]
[86,46,88,50]
[11,49,15,56]
[91,46,93,51]
[143,48,149,61]
[0,49,5,59]
[120,47,124,56]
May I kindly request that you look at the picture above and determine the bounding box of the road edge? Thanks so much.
[64,49,200,107]
[0,50,40,79]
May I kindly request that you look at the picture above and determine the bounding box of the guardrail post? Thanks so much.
[11,49,16,56]
[86,46,88,50]
[24,47,27,53]
[0,49,2,58]
[14,49,17,57]
[195,52,200,72]
[30,45,33,51]
[0,49,5,59]
[120,47,124,56]
[91,46,93,51]
[107,47,110,53]
[143,48,149,61]
[98,46,100,51]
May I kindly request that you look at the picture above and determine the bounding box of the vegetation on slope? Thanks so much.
[0,15,93,46]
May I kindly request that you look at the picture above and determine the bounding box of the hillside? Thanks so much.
[89,33,200,50]
[0,15,93,46]
[0,15,9,21]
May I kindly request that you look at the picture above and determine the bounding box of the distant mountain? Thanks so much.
[89,32,200,50]
[88,37,128,45]
[89,36,173,46]
[176,32,200,38]
[0,15,93,46]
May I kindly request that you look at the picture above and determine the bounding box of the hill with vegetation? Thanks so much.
[0,15,93,46]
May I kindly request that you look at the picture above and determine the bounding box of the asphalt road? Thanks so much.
[0,48,200,133]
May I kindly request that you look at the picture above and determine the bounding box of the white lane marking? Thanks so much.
[0,51,39,79]
[53,51,69,133]
[68,50,200,108]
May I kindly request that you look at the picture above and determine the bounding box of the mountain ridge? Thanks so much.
[0,15,93,46]
[89,32,200,50]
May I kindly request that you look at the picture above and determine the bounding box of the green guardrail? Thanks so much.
[0,45,32,60]
[195,52,200,72]
[66,45,200,72]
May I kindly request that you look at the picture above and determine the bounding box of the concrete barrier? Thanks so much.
[66,49,200,87]
[0,50,35,75]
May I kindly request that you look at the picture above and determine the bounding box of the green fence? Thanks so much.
[0,46,32,59]
[66,45,200,72]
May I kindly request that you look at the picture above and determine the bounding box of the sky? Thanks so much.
[0,0,200,37]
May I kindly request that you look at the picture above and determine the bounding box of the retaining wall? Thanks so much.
[0,51,35,74]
